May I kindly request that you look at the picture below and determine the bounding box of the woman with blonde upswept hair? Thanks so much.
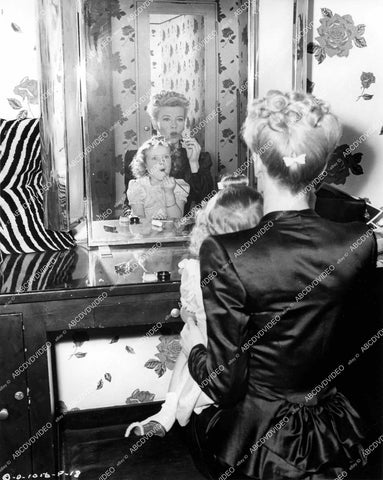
[181,90,377,479]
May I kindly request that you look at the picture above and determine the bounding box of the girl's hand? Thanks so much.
[181,137,201,172]
[180,321,206,356]
[180,306,197,325]
[162,176,176,192]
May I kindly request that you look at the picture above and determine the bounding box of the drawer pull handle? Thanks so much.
[14,391,24,401]
[0,408,9,420]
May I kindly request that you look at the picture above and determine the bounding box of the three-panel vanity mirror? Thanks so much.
[37,0,306,247]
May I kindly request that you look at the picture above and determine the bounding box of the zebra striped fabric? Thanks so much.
[0,118,75,254]
[0,249,77,294]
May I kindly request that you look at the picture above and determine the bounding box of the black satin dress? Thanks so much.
[188,209,377,479]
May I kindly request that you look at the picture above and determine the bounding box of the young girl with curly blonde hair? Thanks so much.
[127,136,190,220]
[125,184,263,438]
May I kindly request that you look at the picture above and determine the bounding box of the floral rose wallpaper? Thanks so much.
[307,0,383,205]
[216,0,248,174]
[0,0,40,119]
[55,331,181,411]
[308,9,367,64]
[151,14,205,148]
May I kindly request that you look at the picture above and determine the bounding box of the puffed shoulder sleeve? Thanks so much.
[174,179,190,204]
[127,179,146,204]
[188,235,249,406]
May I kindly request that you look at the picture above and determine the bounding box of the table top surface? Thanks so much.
[0,244,190,299]
[88,218,191,246]
[1,239,382,303]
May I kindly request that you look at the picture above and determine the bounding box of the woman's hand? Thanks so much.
[181,137,201,173]
[180,321,206,356]
[162,176,176,192]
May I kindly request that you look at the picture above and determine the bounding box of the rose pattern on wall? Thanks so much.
[306,78,315,93]
[356,72,375,101]
[0,1,40,120]
[150,14,205,145]
[126,389,156,405]
[306,80,366,185]
[68,331,90,359]
[96,373,112,391]
[324,144,364,185]
[8,76,39,120]
[144,335,182,378]
[308,8,367,64]
[55,329,179,411]
[216,0,248,174]
[305,3,383,196]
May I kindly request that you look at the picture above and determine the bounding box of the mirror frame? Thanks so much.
[292,0,309,92]
[38,0,85,232]
[78,0,218,247]
[246,0,308,190]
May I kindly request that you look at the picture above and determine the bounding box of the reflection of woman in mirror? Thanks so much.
[127,136,190,219]
[125,91,214,215]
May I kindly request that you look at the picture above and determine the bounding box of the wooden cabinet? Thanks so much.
[0,313,32,475]
[0,247,183,476]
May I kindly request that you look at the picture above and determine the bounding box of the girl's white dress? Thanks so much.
[175,258,213,426]
[127,176,190,219]
[125,258,213,437]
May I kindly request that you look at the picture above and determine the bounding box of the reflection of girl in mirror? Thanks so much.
[127,136,190,219]
[125,185,263,438]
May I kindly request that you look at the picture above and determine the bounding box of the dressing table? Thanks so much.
[0,243,200,477]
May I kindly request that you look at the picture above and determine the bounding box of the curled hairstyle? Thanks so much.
[130,136,170,178]
[242,90,342,193]
[147,91,190,122]
[218,173,249,189]
[189,186,263,257]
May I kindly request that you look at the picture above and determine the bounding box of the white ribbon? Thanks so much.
[282,153,306,168]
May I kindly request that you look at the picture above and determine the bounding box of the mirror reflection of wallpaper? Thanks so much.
[216,0,248,174]
[150,14,206,149]
[55,331,181,411]
[111,2,137,206]
[237,1,249,170]
[0,0,40,120]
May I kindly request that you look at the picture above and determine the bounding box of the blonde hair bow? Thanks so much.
[282,153,306,168]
